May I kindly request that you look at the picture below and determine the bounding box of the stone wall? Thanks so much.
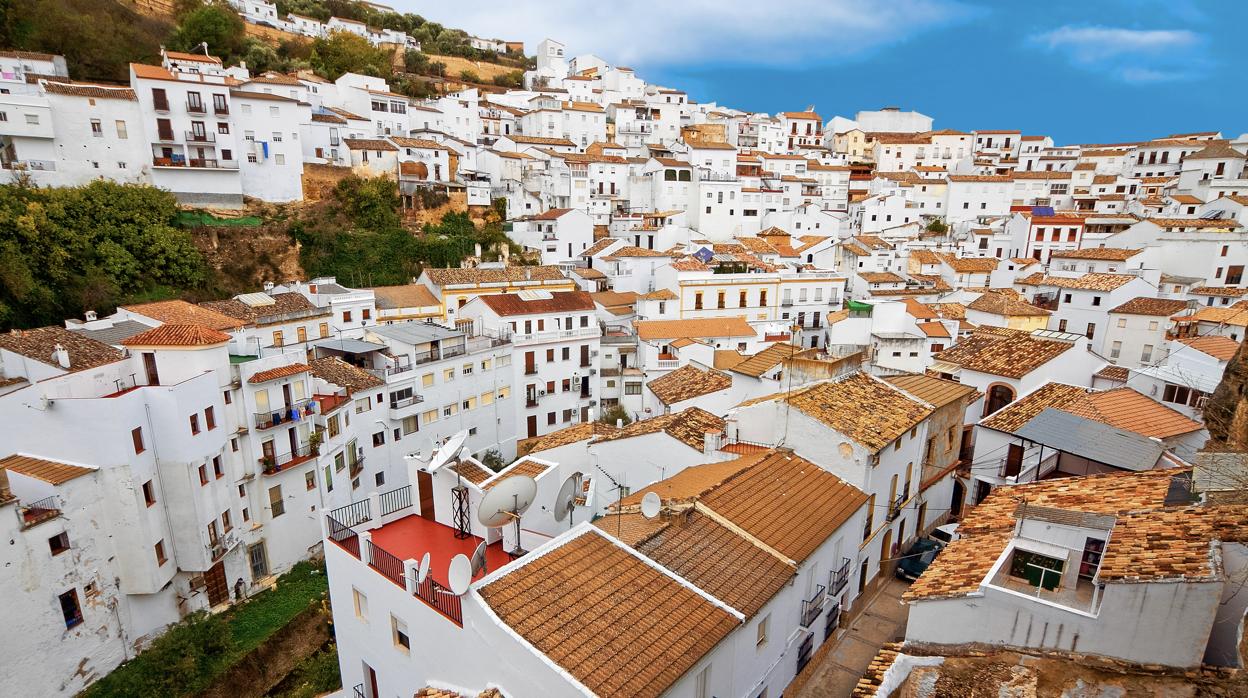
[1206,339,1248,448]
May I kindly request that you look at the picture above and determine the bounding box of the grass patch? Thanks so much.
[267,643,341,698]
[177,211,264,227]
[82,561,328,698]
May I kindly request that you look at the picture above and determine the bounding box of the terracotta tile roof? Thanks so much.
[423,266,567,286]
[0,326,124,372]
[579,238,622,258]
[371,284,439,309]
[477,529,739,698]
[508,134,577,147]
[311,111,347,124]
[1015,273,1137,291]
[1049,247,1141,261]
[934,330,1074,379]
[42,80,136,100]
[327,106,368,121]
[698,450,867,562]
[916,321,951,338]
[1177,335,1241,361]
[1189,302,1248,327]
[713,350,746,370]
[905,468,1181,600]
[967,290,1051,317]
[199,293,323,324]
[1094,364,1129,382]
[884,373,977,408]
[640,288,678,300]
[482,457,550,489]
[123,299,247,331]
[853,644,903,697]
[597,509,794,617]
[248,362,311,384]
[729,343,802,377]
[571,267,606,280]
[0,49,56,61]
[309,356,384,393]
[610,246,670,257]
[982,382,1201,438]
[1185,142,1246,160]
[909,249,942,266]
[647,364,732,405]
[636,317,755,341]
[1097,505,1248,582]
[449,460,493,486]
[592,406,725,451]
[1145,217,1240,230]
[859,271,905,284]
[938,254,999,273]
[343,138,397,151]
[230,89,299,103]
[517,421,619,456]
[479,290,595,316]
[121,324,230,347]
[1108,296,1189,316]
[926,302,968,319]
[744,374,933,452]
[1,454,94,485]
[165,50,220,63]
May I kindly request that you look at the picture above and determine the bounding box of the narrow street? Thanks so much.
[791,577,910,698]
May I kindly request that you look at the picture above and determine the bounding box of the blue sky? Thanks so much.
[398,0,1242,145]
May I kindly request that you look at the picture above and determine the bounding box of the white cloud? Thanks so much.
[1027,25,1208,83]
[391,0,979,67]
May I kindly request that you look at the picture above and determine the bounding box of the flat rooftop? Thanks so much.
[369,514,512,587]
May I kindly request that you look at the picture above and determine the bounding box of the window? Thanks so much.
[1109,341,1121,359]
[1085,322,1096,340]
[205,406,216,431]
[625,382,642,395]
[132,427,145,454]
[353,587,368,620]
[422,373,434,388]
[155,539,167,565]
[212,455,223,479]
[863,494,875,540]
[392,614,410,651]
[272,330,284,347]
[49,531,70,555]
[25,113,38,125]
[1141,344,1154,363]
[59,589,83,629]
[269,485,284,517]
[343,310,353,323]
[222,509,232,533]
[1092,296,1102,307]
[756,613,769,647]
[198,464,209,485]
[189,413,200,435]
[1117,318,1127,328]
[372,431,385,447]
[275,153,286,165]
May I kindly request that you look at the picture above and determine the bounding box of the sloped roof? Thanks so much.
[477,528,739,698]
[967,291,1051,317]
[636,317,755,341]
[646,364,732,405]
[934,330,1074,379]
[423,266,567,286]
[309,356,385,393]
[592,407,725,451]
[982,382,1202,438]
[122,299,247,331]
[248,363,311,384]
[479,290,595,316]
[1,454,94,484]
[1177,335,1241,361]
[121,324,230,347]
[1109,296,1190,316]
[0,326,124,372]
[884,373,978,408]
[517,421,619,456]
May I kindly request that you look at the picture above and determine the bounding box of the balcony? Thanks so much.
[800,583,826,628]
[781,299,794,307]
[186,99,207,114]
[349,455,365,478]
[830,557,852,596]
[260,443,317,474]
[214,104,229,116]
[509,325,601,344]
[388,395,424,418]
[18,495,61,528]
[887,493,905,522]
[254,402,317,430]
[152,156,239,170]
[185,130,216,143]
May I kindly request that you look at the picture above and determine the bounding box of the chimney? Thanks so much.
[616,418,623,428]
[84,310,97,322]
[263,281,275,292]
[474,243,482,258]
[52,343,70,369]
[525,268,532,281]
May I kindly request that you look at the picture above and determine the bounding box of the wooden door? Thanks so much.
[526,415,538,438]
[205,560,229,607]
[417,470,435,521]
[142,352,160,386]
[367,664,379,698]
[1005,443,1024,478]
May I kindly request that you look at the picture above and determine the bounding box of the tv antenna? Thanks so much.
[640,491,661,519]
[553,472,583,529]
[478,475,537,558]
[447,554,472,596]
[431,430,472,538]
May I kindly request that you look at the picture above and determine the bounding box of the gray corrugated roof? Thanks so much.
[369,322,463,346]
[311,337,386,354]
[1015,408,1165,472]
[70,320,153,345]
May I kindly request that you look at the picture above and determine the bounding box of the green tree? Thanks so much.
[599,405,632,427]
[169,2,246,61]
[925,218,949,234]
[309,31,392,79]
[458,69,479,83]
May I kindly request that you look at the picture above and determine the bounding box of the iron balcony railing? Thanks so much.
[331,498,372,529]
[379,485,412,517]
[367,540,406,587]
[18,494,61,527]
[830,557,852,596]
[887,493,905,522]
[327,513,360,558]
[186,99,206,113]
[389,395,424,410]
[353,684,365,698]
[260,443,315,474]
[185,130,215,143]
[254,402,316,430]
[800,583,826,628]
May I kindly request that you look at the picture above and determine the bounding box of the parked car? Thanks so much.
[930,523,959,545]
[896,537,945,581]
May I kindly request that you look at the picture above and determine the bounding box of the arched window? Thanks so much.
[984,384,1015,416]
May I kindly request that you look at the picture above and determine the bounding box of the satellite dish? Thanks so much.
[553,472,582,523]
[477,475,538,528]
[416,552,430,584]
[428,429,469,472]
[470,540,488,576]
[448,554,472,596]
[641,492,661,519]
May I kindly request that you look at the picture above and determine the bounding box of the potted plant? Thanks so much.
[308,430,323,456]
